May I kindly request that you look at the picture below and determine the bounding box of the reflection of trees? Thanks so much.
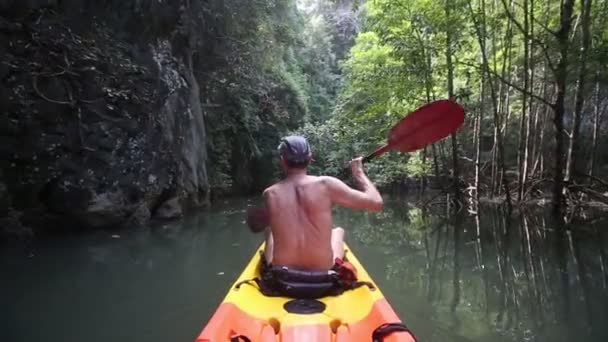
[336,203,436,248]
[352,200,608,341]
[596,225,608,290]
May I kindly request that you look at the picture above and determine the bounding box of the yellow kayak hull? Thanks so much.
[195,243,416,342]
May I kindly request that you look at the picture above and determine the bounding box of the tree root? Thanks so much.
[32,75,74,106]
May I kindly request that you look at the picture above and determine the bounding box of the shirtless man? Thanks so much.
[247,135,383,272]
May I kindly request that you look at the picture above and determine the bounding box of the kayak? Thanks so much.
[195,243,417,342]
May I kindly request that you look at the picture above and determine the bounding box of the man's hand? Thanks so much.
[350,156,364,177]
[246,206,269,233]
[349,156,371,191]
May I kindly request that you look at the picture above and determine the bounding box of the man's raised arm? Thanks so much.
[323,157,383,212]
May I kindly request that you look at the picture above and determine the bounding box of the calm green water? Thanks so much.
[2,197,607,342]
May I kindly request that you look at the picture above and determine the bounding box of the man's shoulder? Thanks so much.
[302,175,337,186]
[309,175,331,181]
[316,175,344,186]
[262,183,282,197]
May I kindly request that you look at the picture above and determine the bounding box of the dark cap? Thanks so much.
[278,135,312,165]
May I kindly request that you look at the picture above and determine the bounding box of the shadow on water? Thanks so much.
[1,196,607,342]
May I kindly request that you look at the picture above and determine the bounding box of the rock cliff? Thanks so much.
[0,0,209,233]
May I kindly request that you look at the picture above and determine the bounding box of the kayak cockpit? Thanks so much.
[195,244,417,342]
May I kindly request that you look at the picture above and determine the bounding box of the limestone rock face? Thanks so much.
[155,197,183,220]
[0,0,209,232]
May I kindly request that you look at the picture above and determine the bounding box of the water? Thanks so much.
[2,197,607,342]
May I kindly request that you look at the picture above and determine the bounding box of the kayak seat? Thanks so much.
[256,251,375,299]
[259,264,343,299]
[232,250,376,299]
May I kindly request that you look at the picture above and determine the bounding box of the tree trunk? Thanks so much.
[432,144,442,187]
[474,0,487,210]
[501,65,513,201]
[445,0,462,204]
[490,0,515,208]
[588,72,601,176]
[522,0,535,199]
[418,27,438,191]
[475,84,482,209]
[565,0,593,182]
[539,96,552,177]
[496,0,513,200]
[553,0,575,217]
[517,0,531,201]
[530,64,548,177]
[492,0,514,198]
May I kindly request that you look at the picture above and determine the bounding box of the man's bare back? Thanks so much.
[247,135,383,272]
[263,174,336,269]
[263,167,382,271]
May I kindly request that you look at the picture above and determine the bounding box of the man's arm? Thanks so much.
[246,189,271,233]
[324,157,383,212]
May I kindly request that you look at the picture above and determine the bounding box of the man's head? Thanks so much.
[278,135,312,169]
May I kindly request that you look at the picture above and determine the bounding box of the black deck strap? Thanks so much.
[372,323,418,342]
[230,335,252,342]
[270,266,337,282]
[234,278,260,290]
[351,281,376,291]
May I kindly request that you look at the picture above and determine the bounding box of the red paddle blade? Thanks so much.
[389,99,464,152]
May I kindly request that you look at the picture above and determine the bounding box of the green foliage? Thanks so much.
[201,0,366,193]
[404,151,432,178]
[313,0,608,191]
[205,0,608,195]
[291,0,467,187]
[199,0,309,192]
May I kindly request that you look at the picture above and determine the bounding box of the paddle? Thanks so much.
[246,99,465,232]
[361,99,465,163]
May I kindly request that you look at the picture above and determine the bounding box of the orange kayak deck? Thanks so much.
[195,243,416,342]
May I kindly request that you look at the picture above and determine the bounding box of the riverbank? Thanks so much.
[4,174,608,240]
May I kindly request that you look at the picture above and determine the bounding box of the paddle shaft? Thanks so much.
[362,144,391,164]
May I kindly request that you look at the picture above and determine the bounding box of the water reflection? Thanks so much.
[1,197,607,342]
[336,199,608,342]
[0,202,263,342]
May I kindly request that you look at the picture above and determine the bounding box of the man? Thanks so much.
[247,135,383,282]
